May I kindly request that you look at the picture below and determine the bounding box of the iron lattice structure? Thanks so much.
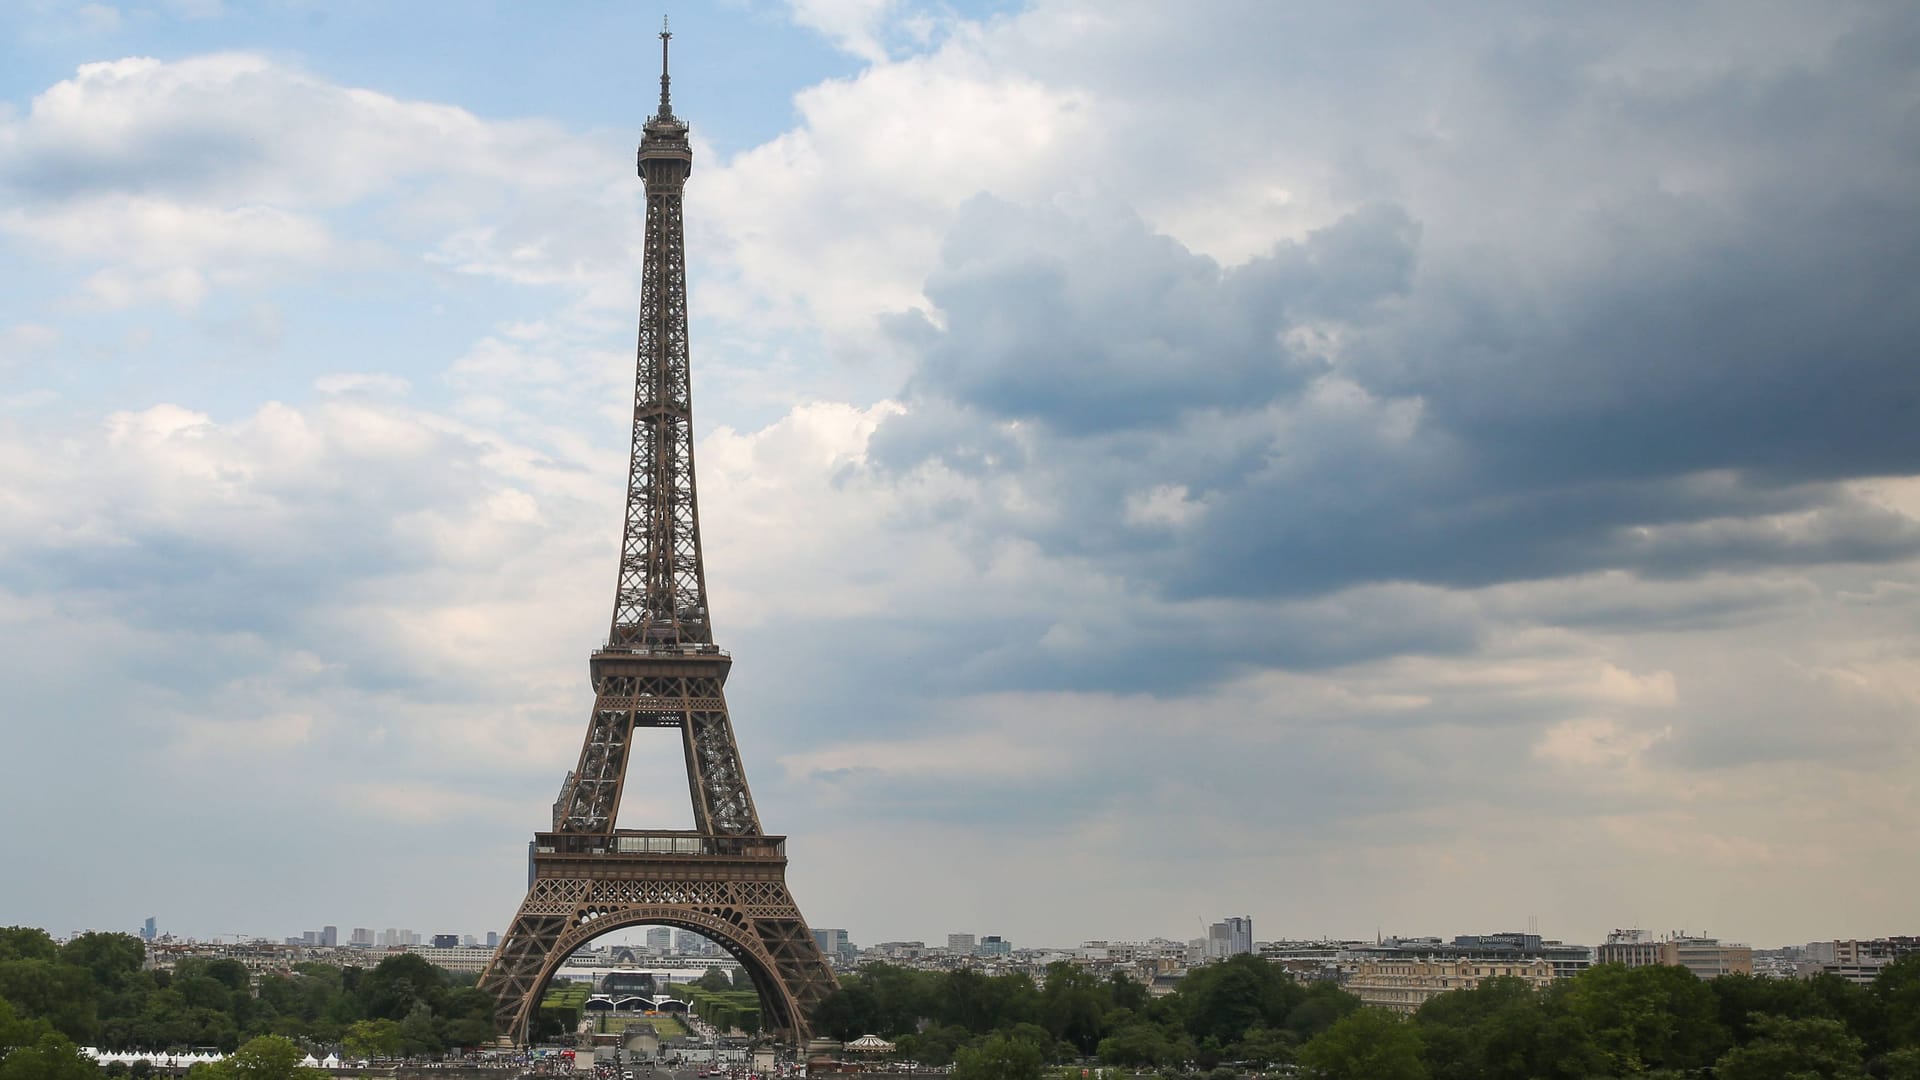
[477,31,837,1045]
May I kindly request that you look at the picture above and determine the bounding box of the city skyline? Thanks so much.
[1,1,1917,951]
[50,912,1890,957]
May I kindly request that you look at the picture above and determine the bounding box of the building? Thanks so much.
[407,945,496,974]
[948,933,976,954]
[1597,929,1660,968]
[349,928,375,948]
[320,926,338,948]
[813,929,854,963]
[978,935,1012,957]
[1597,930,1750,979]
[647,927,673,954]
[486,931,500,950]
[1259,940,1359,982]
[431,934,460,949]
[1663,936,1752,979]
[1347,956,1556,1014]
[1797,937,1919,984]
[1449,933,1591,980]
[1208,918,1253,959]
[140,917,157,942]
[1835,937,1920,965]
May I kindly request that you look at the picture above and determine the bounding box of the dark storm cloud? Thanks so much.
[869,8,1920,619]
[887,197,1417,437]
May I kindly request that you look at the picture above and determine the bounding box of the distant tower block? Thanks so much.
[476,29,837,1045]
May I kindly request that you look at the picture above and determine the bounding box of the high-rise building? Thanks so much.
[432,934,460,949]
[979,935,1011,957]
[674,930,704,955]
[486,931,500,950]
[1208,917,1253,959]
[140,917,156,942]
[350,928,375,948]
[948,933,976,954]
[321,926,339,948]
[647,927,673,954]
[813,929,854,963]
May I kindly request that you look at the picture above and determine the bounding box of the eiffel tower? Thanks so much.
[477,28,838,1045]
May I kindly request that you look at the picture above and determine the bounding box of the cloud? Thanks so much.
[785,0,901,64]
[0,53,621,313]
[1,1,1917,949]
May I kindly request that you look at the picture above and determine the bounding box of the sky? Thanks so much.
[0,0,1916,953]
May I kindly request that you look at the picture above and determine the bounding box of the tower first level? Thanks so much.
[481,830,832,1042]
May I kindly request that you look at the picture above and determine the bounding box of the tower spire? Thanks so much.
[657,17,673,119]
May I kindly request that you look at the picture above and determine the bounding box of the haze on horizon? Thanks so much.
[0,0,1916,952]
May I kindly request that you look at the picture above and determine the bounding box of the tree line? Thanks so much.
[810,952,1920,1079]
[0,925,497,1073]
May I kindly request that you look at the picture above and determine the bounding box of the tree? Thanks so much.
[358,954,446,1021]
[1713,1015,1865,1080]
[1876,954,1920,1050]
[0,957,99,1041]
[184,1034,325,1079]
[343,1018,402,1060]
[1110,972,1152,1013]
[0,997,48,1052]
[1284,980,1362,1040]
[0,1031,99,1080]
[812,984,883,1042]
[695,967,734,993]
[1298,1008,1427,1080]
[953,1034,1044,1080]
[1099,1021,1176,1067]
[61,933,145,992]
[1878,1047,1920,1080]
[1038,963,1108,1051]
[1232,1023,1299,1067]
[850,962,941,1036]
[0,928,59,964]
[397,1002,443,1058]
[1178,955,1305,1046]
[1560,962,1727,1075]
[893,1023,967,1066]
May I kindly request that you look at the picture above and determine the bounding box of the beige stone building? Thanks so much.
[1346,957,1555,1014]
[1596,931,1751,979]
[1662,937,1753,979]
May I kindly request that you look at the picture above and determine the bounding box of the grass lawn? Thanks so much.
[593,1014,690,1040]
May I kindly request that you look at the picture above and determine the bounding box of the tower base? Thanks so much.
[478,833,835,1044]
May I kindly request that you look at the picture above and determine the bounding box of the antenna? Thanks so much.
[657,15,673,119]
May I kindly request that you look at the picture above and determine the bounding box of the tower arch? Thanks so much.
[510,908,804,1044]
